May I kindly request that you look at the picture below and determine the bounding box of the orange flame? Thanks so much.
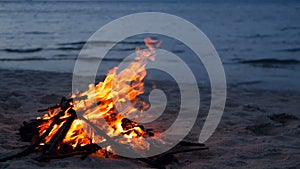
[37,38,162,153]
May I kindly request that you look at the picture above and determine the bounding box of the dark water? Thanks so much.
[0,0,300,92]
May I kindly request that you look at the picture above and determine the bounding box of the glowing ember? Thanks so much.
[36,38,163,154]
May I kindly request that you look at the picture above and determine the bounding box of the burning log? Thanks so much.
[45,109,77,155]
[0,87,207,168]
[0,96,167,169]
[37,96,87,113]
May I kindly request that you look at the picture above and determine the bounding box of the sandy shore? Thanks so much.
[0,69,299,169]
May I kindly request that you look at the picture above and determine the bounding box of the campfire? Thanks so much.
[34,38,163,157]
[0,38,207,168]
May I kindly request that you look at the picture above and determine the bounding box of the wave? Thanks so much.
[24,31,52,35]
[57,41,86,46]
[2,48,43,53]
[111,48,136,52]
[54,40,145,52]
[233,80,262,87]
[0,57,69,61]
[0,57,128,62]
[57,40,144,46]
[239,59,300,68]
[120,41,145,45]
[278,47,300,53]
[54,47,137,52]
[1,40,152,54]
[237,33,274,39]
[55,46,83,51]
[77,57,130,62]
[280,26,300,31]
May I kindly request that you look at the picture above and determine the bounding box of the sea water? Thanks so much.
[0,0,299,92]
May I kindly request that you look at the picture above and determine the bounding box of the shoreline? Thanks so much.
[0,68,299,168]
[1,68,299,94]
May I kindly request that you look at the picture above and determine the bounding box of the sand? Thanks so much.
[0,69,299,169]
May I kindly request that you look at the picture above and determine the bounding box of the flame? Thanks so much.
[36,38,162,154]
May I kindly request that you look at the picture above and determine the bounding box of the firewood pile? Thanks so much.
[0,96,207,168]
